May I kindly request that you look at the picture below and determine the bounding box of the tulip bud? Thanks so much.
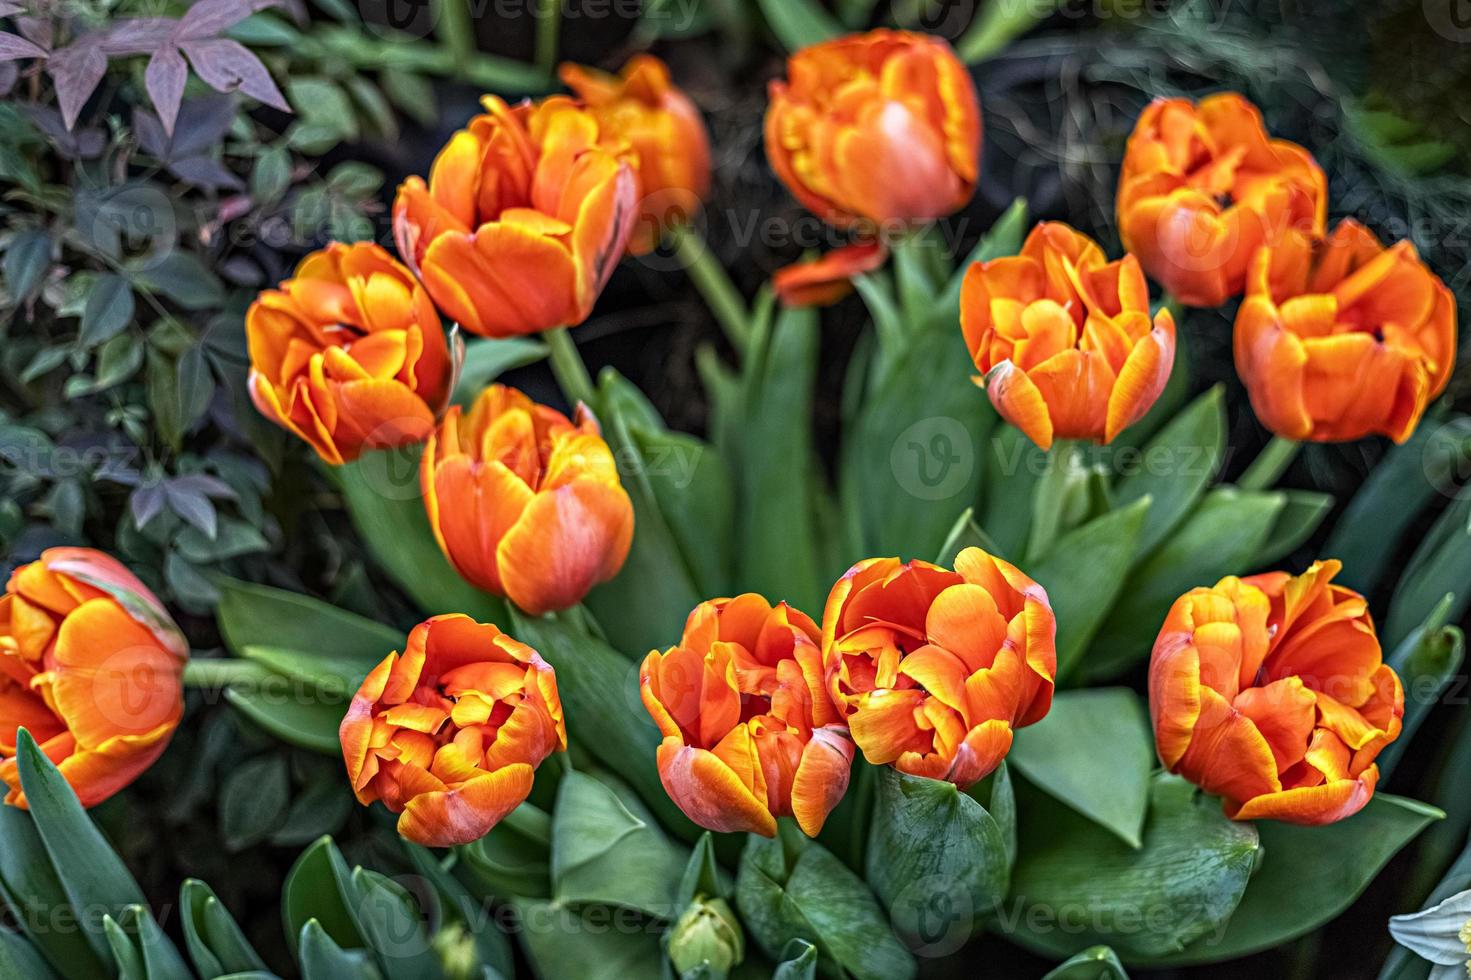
[667,896,744,978]
[431,922,479,980]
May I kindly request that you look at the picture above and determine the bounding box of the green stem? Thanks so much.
[1239,435,1300,491]
[545,327,597,409]
[1026,439,1078,562]
[669,224,751,356]
[434,0,475,72]
[534,0,561,78]
[182,659,275,689]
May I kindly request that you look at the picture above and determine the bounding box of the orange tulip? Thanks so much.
[560,54,711,255]
[771,241,887,308]
[421,384,634,615]
[960,221,1176,450]
[1117,92,1327,307]
[0,548,187,808]
[246,241,453,466]
[1149,560,1403,825]
[765,29,980,229]
[393,95,638,338]
[340,614,565,847]
[822,548,1055,789]
[640,595,855,837]
[1234,219,1457,444]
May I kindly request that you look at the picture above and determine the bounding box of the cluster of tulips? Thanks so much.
[0,29,1456,866]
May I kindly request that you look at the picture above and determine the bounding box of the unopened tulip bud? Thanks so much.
[667,896,744,978]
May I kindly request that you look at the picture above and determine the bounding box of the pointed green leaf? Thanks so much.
[754,0,840,51]
[180,879,268,978]
[282,839,365,958]
[223,687,344,755]
[216,578,403,662]
[298,920,380,980]
[1112,386,1226,556]
[0,803,111,977]
[512,898,664,979]
[1042,945,1128,979]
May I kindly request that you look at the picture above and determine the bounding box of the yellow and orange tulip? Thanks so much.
[421,384,634,615]
[341,614,566,847]
[823,548,1055,789]
[1234,219,1457,444]
[1117,92,1327,307]
[1149,560,1403,825]
[765,29,980,229]
[246,241,452,466]
[560,54,711,255]
[0,548,187,808]
[640,595,855,837]
[393,95,638,338]
[960,221,1176,450]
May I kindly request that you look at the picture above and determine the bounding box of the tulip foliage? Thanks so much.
[3,16,1470,980]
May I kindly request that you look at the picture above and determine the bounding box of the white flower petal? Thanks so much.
[1389,889,1471,966]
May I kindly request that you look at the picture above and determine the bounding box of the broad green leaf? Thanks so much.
[219,755,291,850]
[934,507,1002,566]
[551,771,689,919]
[980,424,1046,560]
[958,0,1065,61]
[79,273,135,347]
[1254,489,1333,566]
[453,336,547,406]
[1378,622,1464,778]
[180,879,267,978]
[866,766,1014,955]
[282,839,364,958]
[1387,485,1471,648]
[224,687,344,755]
[239,644,365,696]
[676,833,727,908]
[1083,488,1286,682]
[3,229,51,302]
[1002,773,1260,960]
[1111,386,1226,557]
[754,0,840,51]
[1140,794,1442,965]
[771,939,818,980]
[348,868,441,980]
[103,906,192,980]
[1008,689,1153,848]
[403,842,515,979]
[0,803,111,977]
[459,802,553,900]
[512,898,664,979]
[298,921,380,980]
[736,823,916,980]
[335,445,509,622]
[0,930,59,980]
[1030,497,1150,679]
[1042,945,1129,979]
[629,421,735,599]
[216,577,403,662]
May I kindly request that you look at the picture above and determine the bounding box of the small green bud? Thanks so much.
[431,921,479,980]
[667,895,744,978]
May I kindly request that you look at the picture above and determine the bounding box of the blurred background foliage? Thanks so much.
[0,0,1468,977]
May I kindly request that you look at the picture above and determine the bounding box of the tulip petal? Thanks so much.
[397,763,535,847]
[789,727,855,836]
[657,739,777,837]
[497,479,635,615]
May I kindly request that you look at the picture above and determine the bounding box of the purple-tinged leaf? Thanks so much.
[180,38,288,111]
[0,2,25,17]
[130,484,167,529]
[97,19,174,56]
[47,42,107,129]
[145,45,187,135]
[179,0,280,38]
[162,479,218,538]
[0,62,16,96]
[0,31,46,61]
[168,155,245,190]
[170,92,236,156]
[15,17,52,50]
[170,472,237,500]
[132,107,171,157]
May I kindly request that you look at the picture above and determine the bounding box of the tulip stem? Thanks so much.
[1239,436,1301,491]
[545,327,598,410]
[433,0,475,72]
[534,0,560,78]
[1026,439,1079,562]
[669,224,751,356]
[182,659,275,689]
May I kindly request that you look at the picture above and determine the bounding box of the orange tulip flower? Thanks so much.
[640,594,855,837]
[246,241,453,466]
[421,384,634,615]
[960,222,1176,450]
[341,614,565,847]
[0,548,187,808]
[1234,219,1457,444]
[766,29,980,229]
[1117,92,1327,307]
[560,54,711,255]
[770,241,887,308]
[823,548,1055,789]
[1149,560,1403,825]
[393,95,638,338]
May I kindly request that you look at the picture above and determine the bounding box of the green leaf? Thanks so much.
[216,577,404,662]
[239,644,366,696]
[754,0,840,51]
[770,939,818,980]
[866,766,1014,955]
[512,898,664,979]
[298,920,380,980]
[1008,689,1152,848]
[219,754,291,850]
[272,777,355,847]
[349,868,441,980]
[1002,773,1260,960]
[1083,488,1286,682]
[980,425,1046,560]
[629,422,735,599]
[676,833,728,909]
[459,802,553,900]
[453,336,547,405]
[1387,484,1471,648]
[1253,489,1333,566]
[1111,386,1226,557]
[251,145,292,203]
[224,687,345,755]
[934,507,1003,566]
[133,253,224,309]
[282,839,365,959]
[335,444,510,622]
[736,823,916,980]
[1030,497,1150,679]
[105,906,192,980]
[4,229,51,302]
[403,842,515,979]
[79,274,135,347]
[1042,945,1129,979]
[1141,794,1442,965]
[939,199,1029,313]
[0,803,111,977]
[958,0,1064,61]
[551,771,689,919]
[180,879,268,978]
[1379,623,1465,778]
[0,930,59,980]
